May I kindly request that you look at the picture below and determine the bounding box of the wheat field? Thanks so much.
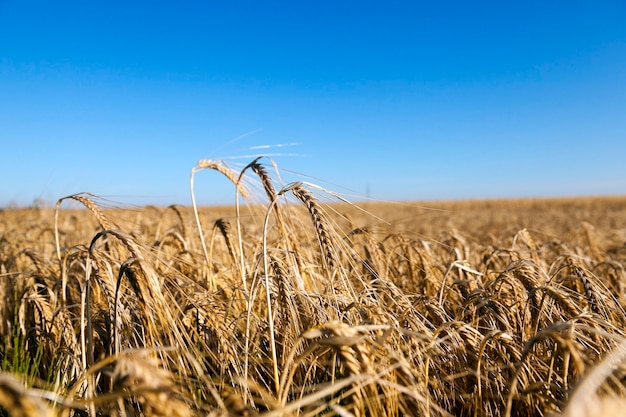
[1,160,626,416]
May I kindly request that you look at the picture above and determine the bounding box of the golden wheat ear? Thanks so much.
[287,183,338,270]
[110,352,192,417]
[240,156,277,203]
[194,159,248,199]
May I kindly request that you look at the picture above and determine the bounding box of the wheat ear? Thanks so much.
[214,218,237,266]
[289,184,337,270]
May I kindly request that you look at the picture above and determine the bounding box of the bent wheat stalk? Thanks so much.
[190,159,247,291]
[55,193,115,304]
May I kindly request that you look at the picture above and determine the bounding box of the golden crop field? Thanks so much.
[1,161,626,416]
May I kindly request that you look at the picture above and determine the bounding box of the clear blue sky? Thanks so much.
[1,1,625,207]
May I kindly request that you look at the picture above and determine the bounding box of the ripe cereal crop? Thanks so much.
[1,159,626,416]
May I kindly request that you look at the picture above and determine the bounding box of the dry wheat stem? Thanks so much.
[55,193,114,304]
[257,189,284,396]
[191,160,247,291]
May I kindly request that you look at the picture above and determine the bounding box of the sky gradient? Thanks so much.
[1,1,625,207]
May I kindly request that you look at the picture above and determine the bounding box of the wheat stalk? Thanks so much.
[190,159,248,291]
[54,193,116,305]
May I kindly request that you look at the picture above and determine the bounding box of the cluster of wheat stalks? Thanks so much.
[1,159,626,416]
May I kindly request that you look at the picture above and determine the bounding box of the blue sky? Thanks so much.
[1,1,625,207]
